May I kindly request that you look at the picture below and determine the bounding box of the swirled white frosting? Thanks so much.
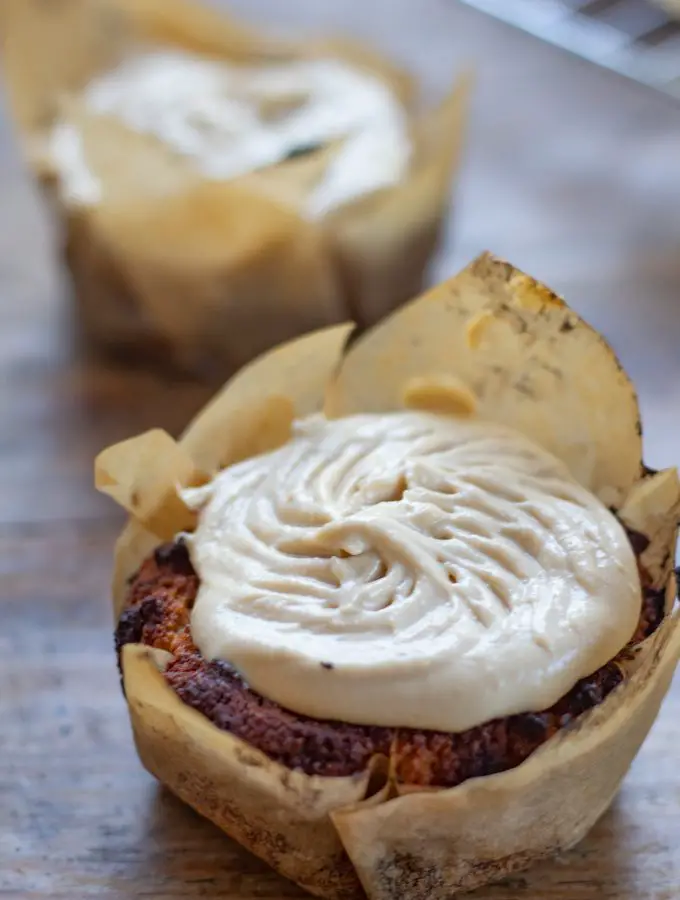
[183,412,641,733]
[50,51,410,216]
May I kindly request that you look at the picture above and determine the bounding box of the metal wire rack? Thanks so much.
[457,0,680,98]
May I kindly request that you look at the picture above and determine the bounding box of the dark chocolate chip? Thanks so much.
[285,142,322,161]
[153,539,194,575]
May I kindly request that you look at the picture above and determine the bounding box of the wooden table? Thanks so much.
[2,2,680,897]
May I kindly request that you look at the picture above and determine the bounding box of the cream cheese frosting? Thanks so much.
[182,411,641,733]
[49,51,411,217]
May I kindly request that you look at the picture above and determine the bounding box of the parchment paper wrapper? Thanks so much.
[96,253,680,899]
[1,0,470,380]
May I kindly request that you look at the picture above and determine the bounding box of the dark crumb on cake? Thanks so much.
[623,525,650,558]
[115,539,666,788]
[167,656,391,777]
[153,538,195,575]
[632,586,666,645]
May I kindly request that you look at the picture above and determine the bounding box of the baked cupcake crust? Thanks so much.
[115,533,665,788]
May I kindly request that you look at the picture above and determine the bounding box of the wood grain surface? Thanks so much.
[2,2,680,898]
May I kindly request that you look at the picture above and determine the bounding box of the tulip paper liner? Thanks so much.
[1,0,470,378]
[97,253,680,899]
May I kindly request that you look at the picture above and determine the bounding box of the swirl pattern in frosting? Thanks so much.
[182,411,641,733]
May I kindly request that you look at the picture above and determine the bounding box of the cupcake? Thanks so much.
[1,0,469,378]
[97,253,680,899]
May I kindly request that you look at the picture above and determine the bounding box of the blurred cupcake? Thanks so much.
[1,0,470,378]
